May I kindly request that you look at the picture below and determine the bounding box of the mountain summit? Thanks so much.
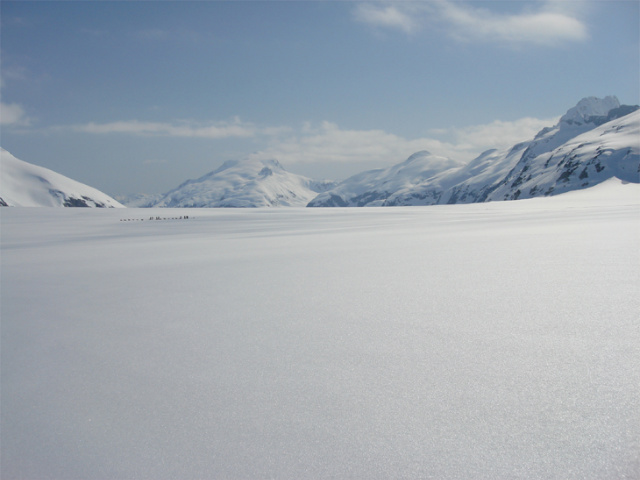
[560,96,620,125]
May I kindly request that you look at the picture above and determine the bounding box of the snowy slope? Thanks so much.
[308,150,463,206]
[147,157,336,207]
[309,97,639,207]
[444,102,639,203]
[0,148,124,208]
[2,181,638,479]
[487,108,640,200]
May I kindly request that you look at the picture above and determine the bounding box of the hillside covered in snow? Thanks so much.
[308,96,639,207]
[134,158,336,208]
[0,148,124,208]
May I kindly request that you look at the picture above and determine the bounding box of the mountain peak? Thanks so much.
[560,96,620,126]
[260,158,285,171]
[405,150,432,162]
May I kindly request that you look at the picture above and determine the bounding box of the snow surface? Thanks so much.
[0,148,124,208]
[2,179,639,479]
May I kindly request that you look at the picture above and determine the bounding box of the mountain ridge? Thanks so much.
[308,96,639,207]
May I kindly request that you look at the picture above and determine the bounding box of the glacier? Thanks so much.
[2,179,639,479]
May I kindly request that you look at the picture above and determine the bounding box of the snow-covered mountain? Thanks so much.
[306,151,464,207]
[308,96,639,207]
[0,148,124,208]
[481,107,639,201]
[141,157,336,208]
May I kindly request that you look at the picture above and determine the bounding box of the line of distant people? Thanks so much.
[119,215,191,222]
[149,215,190,220]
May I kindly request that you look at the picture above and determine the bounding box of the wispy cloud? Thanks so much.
[62,118,292,139]
[437,0,588,45]
[68,119,256,138]
[54,114,558,169]
[354,0,588,46]
[254,121,434,165]
[439,116,560,152]
[0,102,31,126]
[353,3,418,34]
[251,115,557,168]
[0,67,32,127]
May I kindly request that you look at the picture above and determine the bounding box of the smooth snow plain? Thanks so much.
[1,179,639,479]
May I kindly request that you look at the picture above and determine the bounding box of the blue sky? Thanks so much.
[1,0,638,196]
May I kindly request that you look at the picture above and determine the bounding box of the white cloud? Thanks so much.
[353,3,418,34]
[252,121,429,166]
[354,0,588,46]
[251,115,557,169]
[0,65,32,127]
[0,102,31,126]
[444,116,560,152]
[57,114,558,171]
[253,118,557,171]
[67,119,263,139]
[437,0,588,45]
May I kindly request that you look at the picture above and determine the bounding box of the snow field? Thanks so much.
[1,180,639,479]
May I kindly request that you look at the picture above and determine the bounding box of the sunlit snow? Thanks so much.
[1,178,639,479]
[0,148,124,208]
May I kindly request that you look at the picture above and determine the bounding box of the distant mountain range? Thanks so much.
[0,148,124,208]
[309,96,639,206]
[2,96,638,208]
